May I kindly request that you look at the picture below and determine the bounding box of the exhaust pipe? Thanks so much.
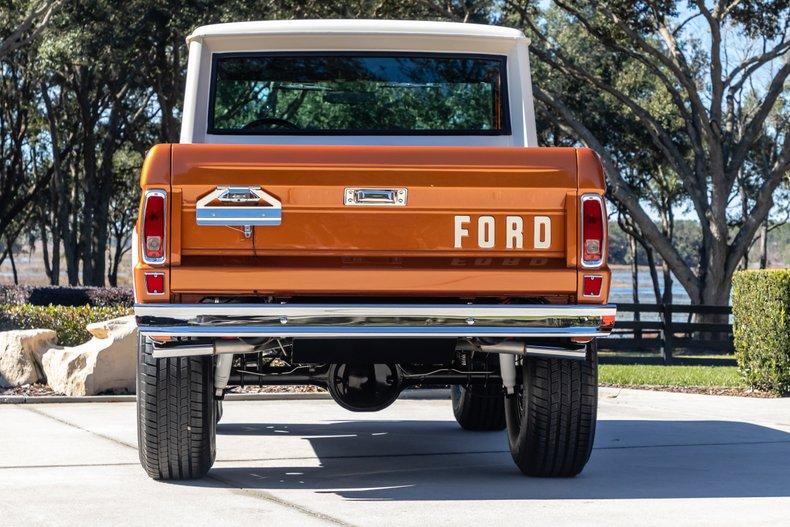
[151,339,257,359]
[478,341,588,361]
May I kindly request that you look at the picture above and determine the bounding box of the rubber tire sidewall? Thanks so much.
[451,384,507,431]
[504,343,598,477]
[136,335,217,480]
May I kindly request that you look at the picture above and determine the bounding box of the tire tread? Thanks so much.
[137,336,215,480]
[451,384,506,431]
[506,343,597,477]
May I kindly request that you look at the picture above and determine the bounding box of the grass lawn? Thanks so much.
[599,364,744,388]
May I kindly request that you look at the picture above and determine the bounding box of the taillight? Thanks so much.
[142,190,166,264]
[582,275,603,296]
[144,272,165,295]
[581,194,605,267]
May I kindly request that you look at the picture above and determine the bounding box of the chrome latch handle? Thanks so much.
[344,188,407,206]
[216,187,265,203]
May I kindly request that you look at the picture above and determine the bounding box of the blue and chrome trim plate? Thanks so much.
[195,186,282,226]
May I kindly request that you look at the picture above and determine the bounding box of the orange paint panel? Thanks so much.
[180,209,254,254]
[170,189,182,266]
[170,266,578,296]
[171,144,579,178]
[140,144,171,187]
[577,148,606,193]
[133,266,171,303]
[564,191,578,268]
[135,143,611,303]
[246,211,564,255]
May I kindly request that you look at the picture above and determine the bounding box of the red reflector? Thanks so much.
[582,195,604,265]
[583,275,603,296]
[143,191,165,262]
[144,273,165,295]
[601,315,616,329]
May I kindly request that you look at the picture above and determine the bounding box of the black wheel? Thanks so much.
[451,384,506,431]
[136,335,216,480]
[504,342,597,477]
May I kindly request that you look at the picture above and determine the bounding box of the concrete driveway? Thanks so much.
[1,388,790,526]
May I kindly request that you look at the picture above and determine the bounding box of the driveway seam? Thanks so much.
[600,401,790,431]
[21,406,355,527]
[23,406,138,449]
[4,435,788,474]
[0,462,139,470]
[206,473,358,527]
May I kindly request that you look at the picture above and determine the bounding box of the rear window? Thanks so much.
[208,52,509,135]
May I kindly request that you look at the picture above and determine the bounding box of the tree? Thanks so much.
[503,1,789,307]
[0,0,62,59]
[0,27,63,264]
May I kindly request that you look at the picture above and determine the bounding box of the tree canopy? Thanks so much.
[0,0,787,303]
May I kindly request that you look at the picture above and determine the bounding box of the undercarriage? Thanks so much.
[135,300,613,479]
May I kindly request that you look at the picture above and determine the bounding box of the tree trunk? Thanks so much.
[696,274,732,341]
[759,221,769,269]
[6,239,18,285]
[641,242,663,305]
[629,234,641,339]
[75,72,98,286]
[662,264,673,306]
[41,82,72,285]
[40,220,53,282]
[50,223,60,285]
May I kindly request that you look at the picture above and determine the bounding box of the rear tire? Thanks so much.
[451,384,506,431]
[215,400,223,424]
[137,335,216,480]
[504,342,597,477]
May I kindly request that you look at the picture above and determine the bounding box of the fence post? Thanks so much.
[661,304,674,364]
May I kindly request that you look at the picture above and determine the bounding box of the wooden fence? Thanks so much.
[598,303,735,365]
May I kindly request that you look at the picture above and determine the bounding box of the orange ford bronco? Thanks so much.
[133,20,615,480]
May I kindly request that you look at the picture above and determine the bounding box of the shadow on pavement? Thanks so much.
[198,419,790,501]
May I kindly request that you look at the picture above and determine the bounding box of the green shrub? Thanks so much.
[0,304,133,346]
[0,285,133,307]
[732,270,790,395]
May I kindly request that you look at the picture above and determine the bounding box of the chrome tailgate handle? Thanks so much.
[216,187,264,203]
[345,188,407,206]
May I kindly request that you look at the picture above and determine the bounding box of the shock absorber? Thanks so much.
[498,353,516,395]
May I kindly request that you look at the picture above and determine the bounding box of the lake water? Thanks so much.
[609,266,691,305]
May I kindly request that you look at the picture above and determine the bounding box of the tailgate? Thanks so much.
[168,145,581,296]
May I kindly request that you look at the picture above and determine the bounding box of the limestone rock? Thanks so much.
[0,329,57,388]
[42,316,137,396]
[87,315,135,340]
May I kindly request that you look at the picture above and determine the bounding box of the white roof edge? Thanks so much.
[187,19,528,45]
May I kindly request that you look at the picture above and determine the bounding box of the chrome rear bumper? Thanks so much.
[135,303,616,339]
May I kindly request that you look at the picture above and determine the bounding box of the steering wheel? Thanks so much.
[241,117,300,131]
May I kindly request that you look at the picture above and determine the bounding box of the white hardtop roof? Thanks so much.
[187,19,527,44]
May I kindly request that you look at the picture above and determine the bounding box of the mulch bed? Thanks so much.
[228,385,326,394]
[1,383,58,396]
[600,383,777,398]
[4,383,775,398]
[1,384,326,397]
